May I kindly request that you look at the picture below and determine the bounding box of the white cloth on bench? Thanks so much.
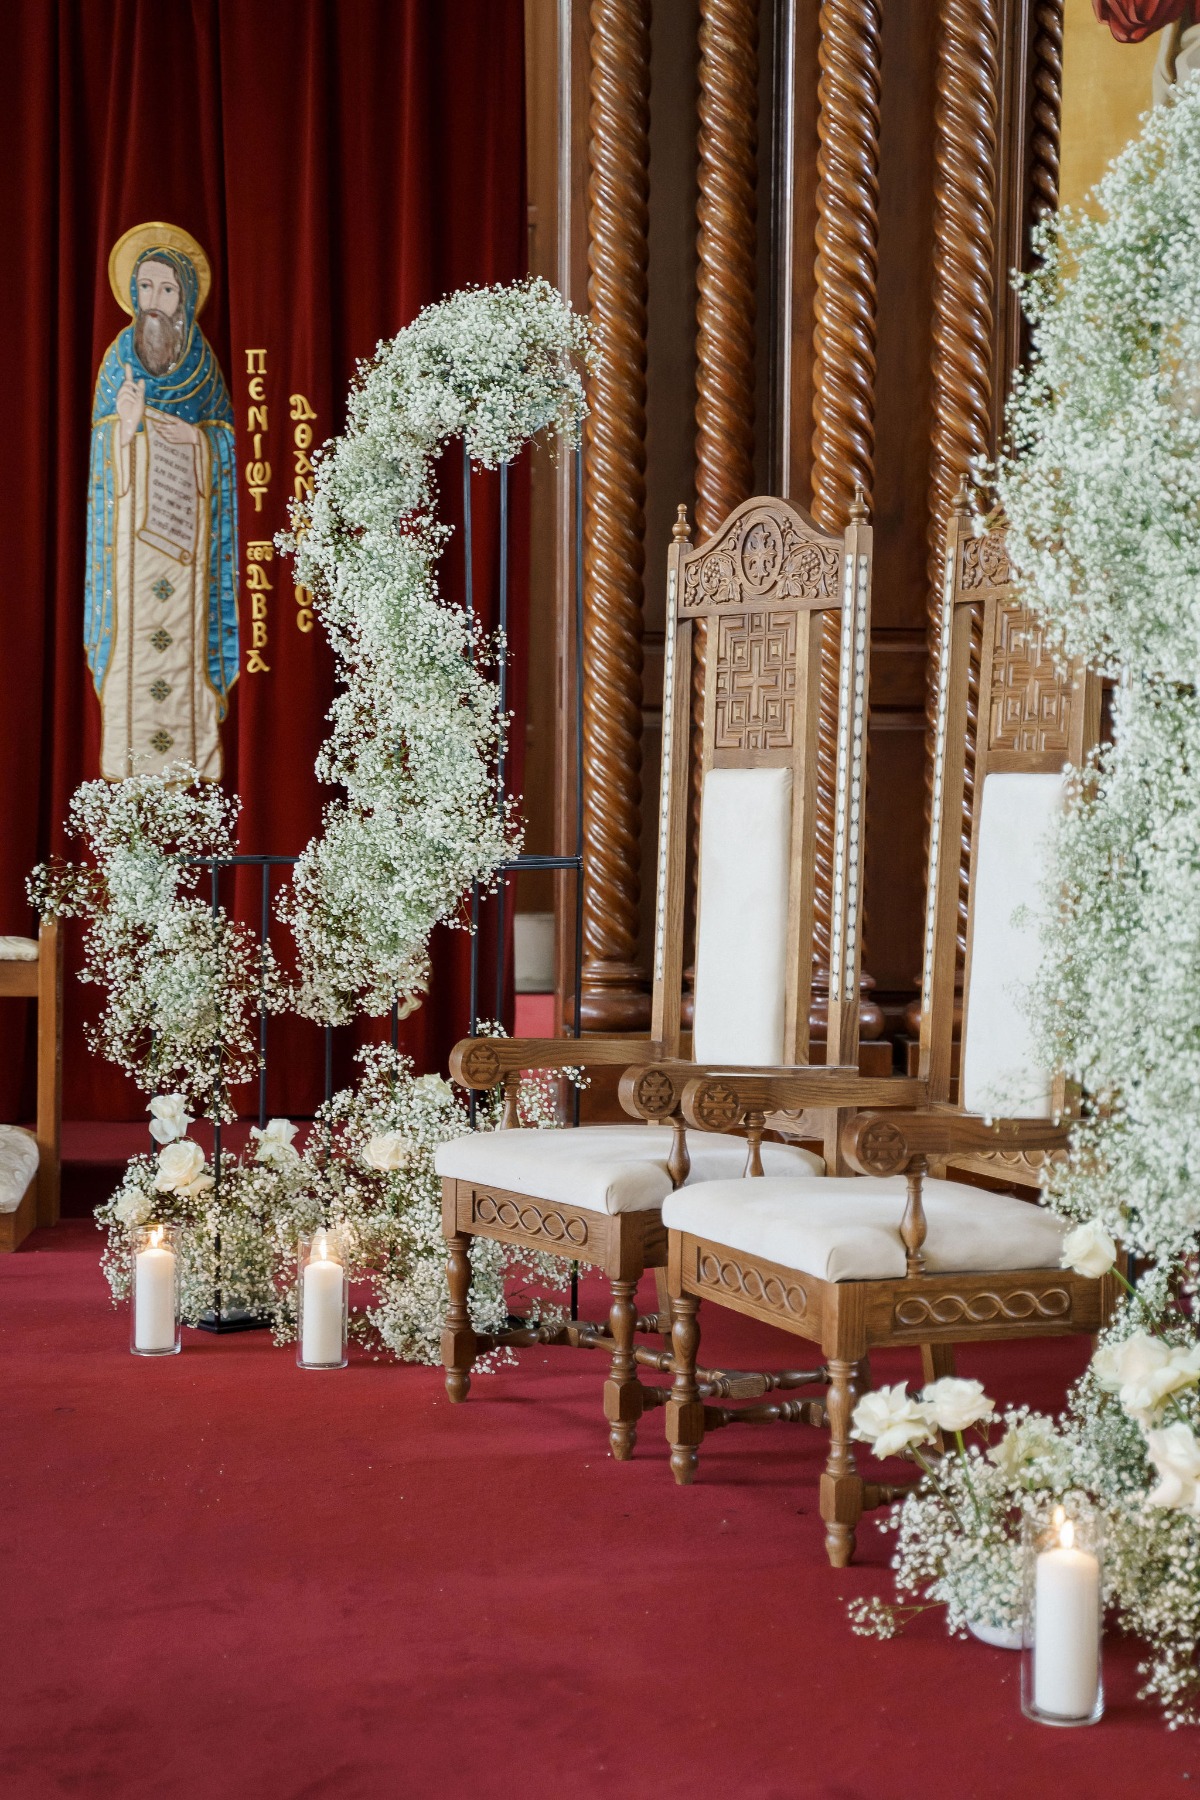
[0,1126,39,1214]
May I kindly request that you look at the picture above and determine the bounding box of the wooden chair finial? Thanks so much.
[952,473,973,516]
[672,503,690,542]
[850,483,869,523]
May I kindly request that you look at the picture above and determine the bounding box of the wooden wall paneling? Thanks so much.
[580,0,653,1031]
[925,0,1001,995]
[809,0,884,1050]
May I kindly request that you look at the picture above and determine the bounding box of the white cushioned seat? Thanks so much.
[435,1125,824,1217]
[0,936,38,962]
[662,1175,1067,1282]
[0,1125,38,1214]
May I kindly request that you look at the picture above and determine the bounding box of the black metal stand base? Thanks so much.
[195,1308,273,1334]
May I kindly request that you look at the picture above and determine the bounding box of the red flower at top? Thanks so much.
[1093,0,1188,43]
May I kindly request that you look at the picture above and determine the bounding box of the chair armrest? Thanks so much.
[840,1109,1072,1176]
[449,1035,662,1090]
[678,1069,928,1132]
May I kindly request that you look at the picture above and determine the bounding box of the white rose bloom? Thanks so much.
[1061,1219,1118,1279]
[1146,1422,1200,1515]
[920,1376,995,1434]
[147,1093,193,1146]
[154,1138,207,1193]
[114,1189,153,1226]
[851,1383,934,1461]
[1091,1331,1200,1423]
[412,1074,452,1101]
[363,1131,415,1172]
[251,1118,301,1168]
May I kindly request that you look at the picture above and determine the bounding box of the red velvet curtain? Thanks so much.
[0,0,528,1122]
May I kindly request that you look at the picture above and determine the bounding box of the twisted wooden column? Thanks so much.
[581,0,652,1031]
[810,0,883,1041]
[926,0,999,967]
[687,0,759,1001]
[694,0,758,536]
[1028,1,1063,229]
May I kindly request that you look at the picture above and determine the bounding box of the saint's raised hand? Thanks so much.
[115,361,146,446]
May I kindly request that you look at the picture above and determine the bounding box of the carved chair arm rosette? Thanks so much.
[840,1109,1072,1177]
[449,1036,665,1091]
[679,1070,927,1134]
[615,1060,887,1124]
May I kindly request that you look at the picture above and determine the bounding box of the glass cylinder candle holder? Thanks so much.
[1020,1502,1104,1727]
[130,1223,182,1356]
[297,1229,348,1369]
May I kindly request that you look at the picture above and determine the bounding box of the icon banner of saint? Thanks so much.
[85,221,239,780]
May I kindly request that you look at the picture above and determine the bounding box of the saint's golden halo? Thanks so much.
[107,221,212,317]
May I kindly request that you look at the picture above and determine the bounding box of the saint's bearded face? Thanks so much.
[133,259,187,376]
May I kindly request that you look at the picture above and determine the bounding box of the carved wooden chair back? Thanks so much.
[919,488,1100,1177]
[652,496,872,1077]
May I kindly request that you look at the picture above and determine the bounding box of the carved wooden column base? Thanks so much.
[809,971,884,1045]
[579,961,651,1032]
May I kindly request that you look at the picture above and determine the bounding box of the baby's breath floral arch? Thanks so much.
[280,276,592,1025]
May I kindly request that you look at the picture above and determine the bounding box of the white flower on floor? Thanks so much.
[251,1118,301,1168]
[114,1188,154,1227]
[1061,1219,1117,1280]
[155,1138,208,1194]
[851,1383,934,1460]
[147,1093,192,1145]
[362,1130,414,1172]
[1146,1423,1200,1516]
[920,1377,995,1435]
[1091,1331,1200,1424]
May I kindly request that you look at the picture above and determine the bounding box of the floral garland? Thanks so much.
[848,81,1200,1726]
[28,768,272,1120]
[280,276,592,1025]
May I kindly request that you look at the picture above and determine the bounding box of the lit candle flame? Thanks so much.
[149,1225,163,1249]
[1061,1518,1075,1551]
[1052,1503,1065,1531]
[315,1232,329,1261]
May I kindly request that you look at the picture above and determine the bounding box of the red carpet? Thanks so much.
[0,1222,1194,1799]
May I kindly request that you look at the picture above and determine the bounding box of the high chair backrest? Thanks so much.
[652,495,872,1071]
[919,486,1100,1179]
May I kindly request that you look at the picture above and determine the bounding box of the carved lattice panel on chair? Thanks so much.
[988,599,1071,755]
[713,609,797,752]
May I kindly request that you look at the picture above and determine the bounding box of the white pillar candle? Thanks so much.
[1033,1517,1101,1718]
[301,1237,345,1366]
[134,1232,176,1353]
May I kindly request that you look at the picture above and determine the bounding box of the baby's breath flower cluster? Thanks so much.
[28,767,274,1119]
[295,1044,569,1362]
[97,1096,314,1326]
[279,278,592,1024]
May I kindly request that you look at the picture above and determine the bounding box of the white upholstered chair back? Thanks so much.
[651,497,873,1071]
[919,493,1100,1169]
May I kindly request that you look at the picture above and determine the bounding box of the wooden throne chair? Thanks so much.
[651,484,1116,1564]
[437,492,882,1458]
[0,918,63,1251]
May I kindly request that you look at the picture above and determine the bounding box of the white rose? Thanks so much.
[412,1074,452,1102]
[1091,1331,1200,1423]
[987,1415,1059,1482]
[114,1189,153,1226]
[1146,1422,1200,1515]
[851,1383,934,1461]
[363,1130,415,1172]
[147,1093,193,1146]
[251,1118,301,1168]
[920,1376,995,1435]
[1061,1219,1117,1280]
[155,1138,207,1193]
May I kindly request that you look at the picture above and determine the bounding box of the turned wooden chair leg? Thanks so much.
[820,1356,866,1568]
[603,1278,643,1460]
[653,1266,672,1343]
[664,1291,703,1485]
[441,1230,477,1403]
